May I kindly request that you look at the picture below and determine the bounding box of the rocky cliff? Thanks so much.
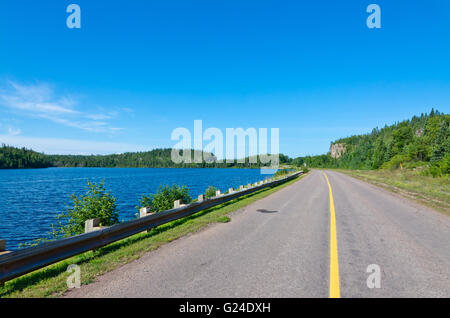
[330,143,346,159]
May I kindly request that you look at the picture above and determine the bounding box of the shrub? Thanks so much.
[402,161,427,170]
[139,184,192,213]
[20,180,119,248]
[205,186,217,198]
[274,169,289,178]
[422,155,450,178]
[380,154,409,170]
[439,154,450,175]
[55,180,119,237]
[428,164,442,178]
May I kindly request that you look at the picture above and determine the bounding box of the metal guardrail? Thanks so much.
[0,171,303,284]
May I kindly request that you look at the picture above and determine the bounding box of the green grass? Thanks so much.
[335,169,449,216]
[0,173,305,298]
[216,216,231,223]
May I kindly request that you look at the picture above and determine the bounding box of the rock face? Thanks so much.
[330,143,346,159]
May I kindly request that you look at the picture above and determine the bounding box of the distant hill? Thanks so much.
[48,149,216,168]
[0,145,52,169]
[292,110,449,176]
[0,146,288,169]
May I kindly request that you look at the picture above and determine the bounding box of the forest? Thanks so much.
[0,146,290,169]
[0,145,52,169]
[292,110,449,176]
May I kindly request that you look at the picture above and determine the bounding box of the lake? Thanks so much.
[0,168,273,250]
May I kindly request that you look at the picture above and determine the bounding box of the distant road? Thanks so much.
[66,170,450,298]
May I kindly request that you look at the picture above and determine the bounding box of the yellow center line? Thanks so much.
[323,172,341,298]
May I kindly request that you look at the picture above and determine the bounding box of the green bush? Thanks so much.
[421,155,450,177]
[380,154,409,170]
[402,161,427,170]
[428,164,442,178]
[205,186,217,198]
[439,154,450,175]
[19,180,119,248]
[139,184,192,213]
[55,180,119,237]
[274,169,289,178]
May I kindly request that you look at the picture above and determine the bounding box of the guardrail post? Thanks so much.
[174,200,187,208]
[85,218,101,233]
[0,240,4,287]
[0,238,12,285]
[0,239,11,260]
[198,194,205,202]
[139,207,153,218]
[139,207,155,233]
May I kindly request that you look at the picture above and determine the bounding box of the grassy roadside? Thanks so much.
[0,173,306,298]
[335,169,449,216]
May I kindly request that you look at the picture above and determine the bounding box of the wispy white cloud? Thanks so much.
[0,81,125,133]
[85,113,113,120]
[7,127,21,136]
[0,122,22,136]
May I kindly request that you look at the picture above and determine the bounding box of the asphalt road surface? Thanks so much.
[66,170,450,298]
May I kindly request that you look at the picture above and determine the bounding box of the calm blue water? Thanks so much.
[0,168,272,250]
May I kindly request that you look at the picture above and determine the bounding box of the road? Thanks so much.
[66,170,450,298]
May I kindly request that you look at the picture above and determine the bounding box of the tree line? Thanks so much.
[0,146,290,169]
[0,145,52,169]
[292,110,449,176]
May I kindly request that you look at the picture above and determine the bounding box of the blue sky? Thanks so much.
[0,0,449,157]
